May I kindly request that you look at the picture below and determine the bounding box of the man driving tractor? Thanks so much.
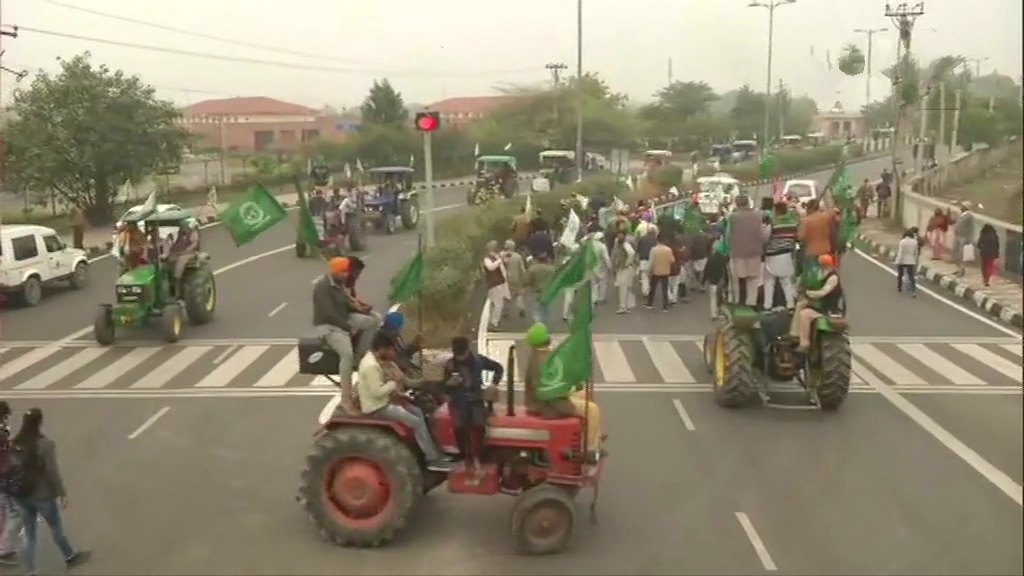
[166,219,201,282]
[790,253,844,353]
[312,257,381,413]
[523,322,603,463]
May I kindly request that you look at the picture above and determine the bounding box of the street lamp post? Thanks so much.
[853,27,888,103]
[749,0,795,155]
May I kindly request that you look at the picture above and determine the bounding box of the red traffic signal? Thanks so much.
[415,111,440,132]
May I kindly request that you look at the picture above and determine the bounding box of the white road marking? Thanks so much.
[129,346,212,389]
[671,398,696,431]
[898,343,984,385]
[267,302,288,317]
[15,349,105,390]
[75,347,160,389]
[195,346,269,387]
[127,406,170,440]
[857,358,1023,507]
[592,340,634,383]
[735,512,778,571]
[644,338,695,383]
[1000,344,1020,355]
[853,344,926,386]
[252,348,299,387]
[212,345,238,364]
[853,247,1023,338]
[953,343,1022,380]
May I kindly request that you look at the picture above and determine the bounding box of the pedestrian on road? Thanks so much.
[952,202,977,277]
[68,207,86,250]
[635,225,658,298]
[589,232,612,304]
[500,240,527,320]
[0,401,22,567]
[977,224,1000,287]
[857,179,874,219]
[611,230,637,314]
[894,229,920,297]
[645,235,675,311]
[667,237,686,305]
[725,195,766,307]
[482,241,510,330]
[525,252,556,323]
[875,180,892,218]
[7,408,91,575]
[925,207,951,260]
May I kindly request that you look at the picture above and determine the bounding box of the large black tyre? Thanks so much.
[161,303,185,343]
[811,331,853,410]
[399,198,419,229]
[298,427,423,548]
[93,305,115,346]
[510,483,576,555]
[702,332,716,374]
[711,322,757,408]
[182,265,216,325]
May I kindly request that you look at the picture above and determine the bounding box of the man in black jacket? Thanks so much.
[0,400,20,566]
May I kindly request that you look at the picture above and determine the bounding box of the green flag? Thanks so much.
[293,177,320,248]
[758,153,775,179]
[388,250,424,303]
[220,184,287,246]
[827,165,852,200]
[536,283,593,401]
[540,242,596,307]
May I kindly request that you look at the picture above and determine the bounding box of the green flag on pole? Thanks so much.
[292,177,320,249]
[536,283,593,401]
[758,152,775,179]
[388,250,424,304]
[219,184,287,246]
[540,242,597,307]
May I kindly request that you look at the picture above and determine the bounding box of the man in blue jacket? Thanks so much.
[442,337,503,475]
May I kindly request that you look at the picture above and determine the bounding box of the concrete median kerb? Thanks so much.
[855,232,1024,329]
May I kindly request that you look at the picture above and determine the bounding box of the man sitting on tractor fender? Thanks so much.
[312,257,380,413]
[357,332,455,472]
[167,220,201,281]
[442,337,503,473]
[789,253,843,353]
[523,323,603,462]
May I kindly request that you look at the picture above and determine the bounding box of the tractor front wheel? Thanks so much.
[182,266,216,325]
[511,483,577,555]
[299,426,423,548]
[93,305,115,346]
[711,323,757,408]
[702,332,717,374]
[809,331,853,410]
[161,303,185,343]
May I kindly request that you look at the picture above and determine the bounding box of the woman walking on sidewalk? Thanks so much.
[925,207,950,260]
[977,224,1000,287]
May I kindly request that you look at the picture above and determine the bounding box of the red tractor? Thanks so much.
[295,340,603,555]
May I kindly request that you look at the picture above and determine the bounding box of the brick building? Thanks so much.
[423,96,518,127]
[180,97,359,152]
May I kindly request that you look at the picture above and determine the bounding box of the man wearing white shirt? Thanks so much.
[590,232,612,303]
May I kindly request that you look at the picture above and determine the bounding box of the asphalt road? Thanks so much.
[2,178,523,343]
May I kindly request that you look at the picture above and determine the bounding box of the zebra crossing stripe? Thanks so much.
[897,344,984,386]
[853,344,926,386]
[16,348,106,390]
[130,346,213,389]
[253,347,299,387]
[75,348,160,389]
[194,346,269,388]
[955,344,1021,380]
[643,338,693,384]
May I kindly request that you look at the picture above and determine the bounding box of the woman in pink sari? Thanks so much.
[925,208,950,260]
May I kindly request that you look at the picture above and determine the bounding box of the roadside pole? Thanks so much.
[422,129,435,246]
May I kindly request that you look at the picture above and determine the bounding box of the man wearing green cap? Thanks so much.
[523,323,602,460]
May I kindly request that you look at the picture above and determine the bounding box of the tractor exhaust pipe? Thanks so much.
[506,344,516,417]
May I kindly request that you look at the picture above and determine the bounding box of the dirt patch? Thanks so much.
[937,154,1023,225]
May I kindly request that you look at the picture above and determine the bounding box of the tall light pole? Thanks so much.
[749,0,796,154]
[853,27,888,103]
[574,0,584,180]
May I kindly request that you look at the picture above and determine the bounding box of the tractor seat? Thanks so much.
[297,336,339,375]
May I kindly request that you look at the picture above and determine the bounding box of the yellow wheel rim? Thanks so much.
[205,284,216,311]
[714,332,726,387]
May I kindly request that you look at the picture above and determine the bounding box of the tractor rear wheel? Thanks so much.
[809,331,853,410]
[511,483,577,555]
[182,266,216,325]
[299,427,423,548]
[712,322,757,408]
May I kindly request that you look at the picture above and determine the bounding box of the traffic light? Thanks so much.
[414,111,440,132]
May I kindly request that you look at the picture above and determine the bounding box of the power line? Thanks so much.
[44,0,388,68]
[14,25,539,79]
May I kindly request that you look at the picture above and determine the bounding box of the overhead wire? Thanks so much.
[40,0,539,78]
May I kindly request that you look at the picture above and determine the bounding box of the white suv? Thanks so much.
[0,224,90,306]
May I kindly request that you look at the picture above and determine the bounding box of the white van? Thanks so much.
[0,224,90,306]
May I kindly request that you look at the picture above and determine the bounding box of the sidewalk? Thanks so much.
[855,218,1023,329]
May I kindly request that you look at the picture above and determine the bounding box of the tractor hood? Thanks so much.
[117,263,157,285]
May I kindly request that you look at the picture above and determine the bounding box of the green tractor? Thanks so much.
[702,303,852,410]
[94,209,217,345]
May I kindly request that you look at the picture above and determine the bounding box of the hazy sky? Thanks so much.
[3,0,1021,111]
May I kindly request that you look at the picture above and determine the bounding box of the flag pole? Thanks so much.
[415,233,425,372]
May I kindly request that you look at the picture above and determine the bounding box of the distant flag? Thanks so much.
[826,49,833,71]
[140,190,157,215]
[327,174,335,187]
[525,192,533,216]
[473,142,480,156]
[306,158,312,175]
[344,163,352,180]
[409,154,415,167]
[207,186,218,205]
[356,158,364,172]
[611,196,628,212]
[503,142,512,151]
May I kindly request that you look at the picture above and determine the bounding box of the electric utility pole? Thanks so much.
[853,27,888,103]
[667,58,673,85]
[749,0,797,153]
[777,78,786,137]
[885,1,925,225]
[546,62,567,127]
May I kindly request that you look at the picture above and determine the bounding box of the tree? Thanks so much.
[729,85,767,139]
[359,79,409,126]
[640,81,718,140]
[3,52,189,223]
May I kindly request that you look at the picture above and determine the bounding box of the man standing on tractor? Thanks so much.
[725,194,767,307]
[790,253,843,353]
[312,257,380,413]
[357,333,455,472]
[442,337,503,476]
[523,323,603,463]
